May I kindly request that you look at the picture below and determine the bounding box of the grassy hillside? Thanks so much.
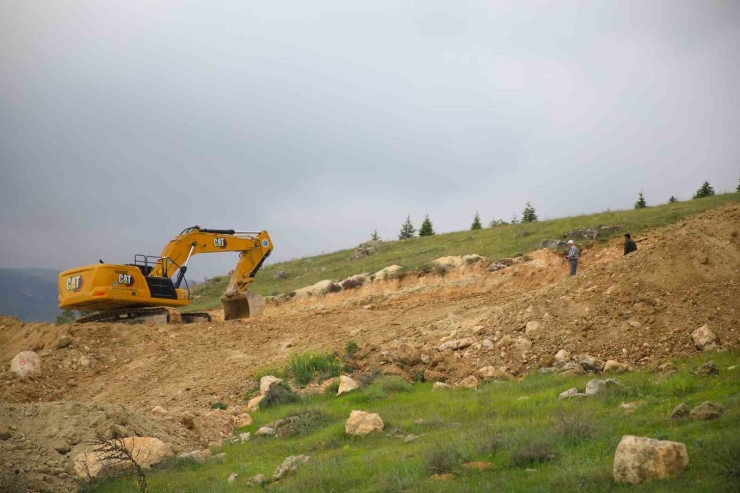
[90,351,740,492]
[186,193,739,312]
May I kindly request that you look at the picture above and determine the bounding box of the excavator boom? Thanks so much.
[58,226,273,323]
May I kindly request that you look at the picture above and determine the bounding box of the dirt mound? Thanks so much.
[0,401,194,492]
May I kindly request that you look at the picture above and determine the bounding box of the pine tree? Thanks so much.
[737,178,740,192]
[470,212,482,230]
[634,191,647,209]
[693,181,715,199]
[398,214,416,240]
[419,215,435,236]
[371,229,380,241]
[668,196,678,204]
[521,202,538,223]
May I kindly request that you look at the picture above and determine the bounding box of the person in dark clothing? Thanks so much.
[624,233,637,255]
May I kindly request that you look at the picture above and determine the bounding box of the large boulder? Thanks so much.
[373,265,403,281]
[246,395,264,412]
[613,435,689,484]
[554,349,571,365]
[477,366,513,381]
[10,351,41,380]
[234,413,253,428]
[337,375,360,395]
[457,376,479,389]
[555,362,586,377]
[689,401,725,421]
[73,437,173,478]
[345,410,384,436]
[432,382,451,391]
[691,325,717,352]
[668,403,689,420]
[580,355,605,373]
[273,455,311,480]
[694,360,719,376]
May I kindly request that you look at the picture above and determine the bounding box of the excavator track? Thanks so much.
[75,307,211,325]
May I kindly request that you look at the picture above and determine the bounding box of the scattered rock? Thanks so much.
[54,335,73,349]
[404,434,418,443]
[234,413,253,428]
[345,410,384,435]
[515,337,532,351]
[247,474,266,486]
[658,362,678,374]
[247,395,264,412]
[619,402,643,414]
[225,432,251,445]
[73,437,173,478]
[613,435,688,484]
[477,366,513,381]
[260,376,283,395]
[256,427,277,437]
[554,350,570,365]
[273,270,288,280]
[432,382,451,391]
[337,375,360,395]
[668,403,689,420]
[482,339,493,350]
[584,379,606,396]
[438,338,475,352]
[10,351,42,380]
[538,239,568,250]
[525,321,541,335]
[178,450,206,463]
[603,360,631,373]
[457,375,479,388]
[373,265,403,281]
[580,355,605,373]
[555,362,586,377]
[382,364,406,377]
[423,369,447,382]
[79,355,91,367]
[689,401,725,421]
[691,325,718,352]
[227,473,238,484]
[694,360,719,376]
[150,406,169,418]
[350,240,381,261]
[273,455,311,480]
[558,388,587,400]
[495,335,513,348]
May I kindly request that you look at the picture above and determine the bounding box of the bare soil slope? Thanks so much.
[1,203,739,491]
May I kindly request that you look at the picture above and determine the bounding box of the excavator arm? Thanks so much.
[150,226,273,319]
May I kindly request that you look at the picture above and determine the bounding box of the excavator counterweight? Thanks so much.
[58,227,273,324]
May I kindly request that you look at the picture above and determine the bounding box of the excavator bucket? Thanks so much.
[221,291,266,320]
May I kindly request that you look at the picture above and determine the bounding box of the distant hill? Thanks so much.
[0,268,61,322]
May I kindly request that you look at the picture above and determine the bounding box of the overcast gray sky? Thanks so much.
[1,0,739,280]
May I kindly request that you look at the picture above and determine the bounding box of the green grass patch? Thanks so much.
[90,351,740,492]
[287,351,343,387]
[184,192,739,311]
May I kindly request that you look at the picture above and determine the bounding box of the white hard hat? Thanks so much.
[567,240,574,244]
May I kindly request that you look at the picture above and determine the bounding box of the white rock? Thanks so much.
[256,427,277,437]
[337,375,360,396]
[525,321,541,335]
[691,325,717,352]
[79,355,91,367]
[457,375,479,388]
[555,349,570,364]
[247,395,264,412]
[558,388,579,400]
[613,435,688,484]
[234,413,253,428]
[9,351,41,380]
[603,360,631,373]
[150,406,169,418]
[227,473,238,484]
[373,265,403,281]
[432,382,451,391]
[225,432,251,444]
[345,410,384,435]
[585,379,606,396]
[178,450,206,463]
[482,339,494,350]
[259,376,283,395]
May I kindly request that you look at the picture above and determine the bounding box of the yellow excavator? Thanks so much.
[58,226,273,324]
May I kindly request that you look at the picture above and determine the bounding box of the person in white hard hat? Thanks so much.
[565,240,579,276]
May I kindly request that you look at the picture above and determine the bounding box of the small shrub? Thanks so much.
[341,277,364,290]
[423,443,465,474]
[373,376,413,393]
[287,351,342,386]
[387,269,409,281]
[476,432,505,455]
[353,371,379,387]
[511,441,556,467]
[344,340,360,359]
[209,402,228,410]
[553,410,598,444]
[433,264,448,276]
[670,375,697,398]
[261,383,300,409]
[297,409,331,435]
[287,291,296,298]
[323,380,340,395]
[324,282,342,294]
[416,263,434,275]
[717,441,740,479]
